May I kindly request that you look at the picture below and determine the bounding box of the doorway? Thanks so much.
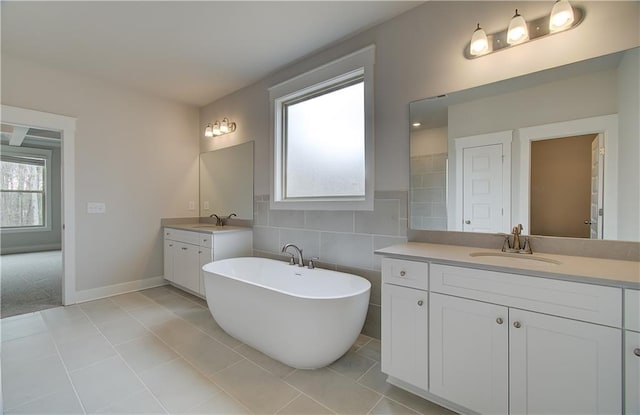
[530,134,601,238]
[1,105,76,313]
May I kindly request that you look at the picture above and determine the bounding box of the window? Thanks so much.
[270,46,374,210]
[1,145,52,231]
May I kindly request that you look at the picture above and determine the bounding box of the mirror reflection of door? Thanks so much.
[462,144,504,233]
[530,134,602,238]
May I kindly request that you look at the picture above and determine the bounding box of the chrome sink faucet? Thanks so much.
[282,243,304,267]
[209,213,237,226]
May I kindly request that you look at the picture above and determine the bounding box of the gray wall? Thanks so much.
[1,144,62,254]
[1,54,200,293]
[199,2,639,337]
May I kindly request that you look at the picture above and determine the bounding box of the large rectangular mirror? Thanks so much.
[199,141,254,220]
[409,47,639,242]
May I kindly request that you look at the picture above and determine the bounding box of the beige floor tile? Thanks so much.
[371,398,421,415]
[110,291,156,311]
[3,354,71,410]
[1,332,57,363]
[356,339,381,362]
[150,318,204,348]
[177,308,241,348]
[173,330,243,376]
[140,286,175,301]
[329,350,376,380]
[5,388,84,415]
[276,394,335,415]
[80,299,129,324]
[129,303,181,328]
[152,292,203,314]
[97,315,150,345]
[357,363,454,415]
[353,334,372,349]
[70,355,145,413]
[93,389,167,414]
[58,333,117,371]
[185,391,252,415]
[140,358,223,413]
[235,343,295,378]
[49,316,100,344]
[40,305,86,330]
[116,334,179,374]
[285,368,381,415]
[212,359,300,414]
[1,312,48,342]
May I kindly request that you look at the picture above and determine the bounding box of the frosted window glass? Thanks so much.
[285,81,364,198]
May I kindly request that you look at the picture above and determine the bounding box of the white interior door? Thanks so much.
[462,144,504,233]
[589,134,604,239]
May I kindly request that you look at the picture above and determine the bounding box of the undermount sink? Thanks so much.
[469,251,562,265]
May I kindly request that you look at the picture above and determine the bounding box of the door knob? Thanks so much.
[465,220,471,224]
[584,220,594,225]
[634,348,640,357]
[513,321,521,328]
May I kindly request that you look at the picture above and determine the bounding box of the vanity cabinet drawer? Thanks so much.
[164,228,200,245]
[382,258,428,290]
[199,235,213,248]
[625,289,640,332]
[430,264,622,327]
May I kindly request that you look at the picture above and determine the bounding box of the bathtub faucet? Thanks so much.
[282,243,304,267]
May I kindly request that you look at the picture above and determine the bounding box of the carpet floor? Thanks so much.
[1,250,62,318]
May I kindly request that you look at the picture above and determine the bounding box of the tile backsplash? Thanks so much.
[252,191,409,338]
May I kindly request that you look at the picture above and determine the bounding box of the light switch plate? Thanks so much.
[87,202,106,214]
[188,201,195,210]
[203,201,210,210]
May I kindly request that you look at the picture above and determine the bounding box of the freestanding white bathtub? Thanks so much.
[202,257,371,369]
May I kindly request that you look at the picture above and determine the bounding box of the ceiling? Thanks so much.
[1,1,422,107]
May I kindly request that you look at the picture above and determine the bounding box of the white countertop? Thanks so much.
[164,223,252,234]
[375,242,640,289]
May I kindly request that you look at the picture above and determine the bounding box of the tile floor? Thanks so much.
[1,285,455,415]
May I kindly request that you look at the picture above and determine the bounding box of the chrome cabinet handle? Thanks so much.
[496,317,503,325]
[400,271,406,277]
[634,348,640,357]
[169,244,173,247]
[182,247,188,251]
[417,300,424,306]
[513,321,521,328]
[465,220,471,224]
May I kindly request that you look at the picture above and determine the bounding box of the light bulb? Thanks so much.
[507,9,529,45]
[204,124,214,137]
[220,118,229,134]
[549,0,574,32]
[212,121,221,136]
[470,23,489,56]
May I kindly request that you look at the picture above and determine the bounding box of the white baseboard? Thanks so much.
[1,243,62,255]
[73,276,167,304]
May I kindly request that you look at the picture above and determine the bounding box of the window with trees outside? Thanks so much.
[270,45,375,211]
[1,146,51,230]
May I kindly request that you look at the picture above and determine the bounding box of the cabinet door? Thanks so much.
[510,309,622,415]
[381,284,428,390]
[626,330,640,415]
[198,247,212,297]
[163,239,175,282]
[174,242,200,293]
[429,293,508,414]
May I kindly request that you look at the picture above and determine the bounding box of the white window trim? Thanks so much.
[269,45,375,211]
[0,144,53,233]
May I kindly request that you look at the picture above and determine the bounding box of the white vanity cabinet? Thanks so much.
[381,258,429,390]
[381,257,625,415]
[624,289,640,414]
[163,227,252,297]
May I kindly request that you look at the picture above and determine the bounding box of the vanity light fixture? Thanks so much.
[465,1,583,59]
[204,117,236,137]
[412,122,422,127]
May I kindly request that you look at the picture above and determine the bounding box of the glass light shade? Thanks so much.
[470,24,489,56]
[212,121,221,136]
[507,10,529,45]
[220,118,229,133]
[204,124,214,137]
[549,0,574,32]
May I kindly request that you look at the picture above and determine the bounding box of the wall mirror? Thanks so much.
[199,141,254,220]
[409,47,639,242]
